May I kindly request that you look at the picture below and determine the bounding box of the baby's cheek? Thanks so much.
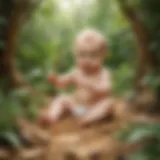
[78,61,84,68]
[79,60,88,68]
[76,59,82,66]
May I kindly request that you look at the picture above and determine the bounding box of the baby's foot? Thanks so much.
[39,114,56,127]
[77,118,90,127]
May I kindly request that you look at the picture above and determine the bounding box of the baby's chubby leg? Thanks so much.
[79,98,115,126]
[40,95,76,124]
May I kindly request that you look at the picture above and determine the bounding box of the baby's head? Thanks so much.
[73,29,107,73]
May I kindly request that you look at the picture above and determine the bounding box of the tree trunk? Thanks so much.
[118,1,151,91]
[0,0,29,89]
[118,0,160,113]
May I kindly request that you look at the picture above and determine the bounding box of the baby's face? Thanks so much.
[75,46,105,72]
[74,31,107,72]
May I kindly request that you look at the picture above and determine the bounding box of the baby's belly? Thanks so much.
[74,89,106,106]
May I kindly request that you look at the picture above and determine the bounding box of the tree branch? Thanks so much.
[118,0,151,90]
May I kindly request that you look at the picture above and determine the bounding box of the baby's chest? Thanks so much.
[80,74,101,83]
[75,75,100,96]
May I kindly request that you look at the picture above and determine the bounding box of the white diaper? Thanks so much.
[73,105,88,117]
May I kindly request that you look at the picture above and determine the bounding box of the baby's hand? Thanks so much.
[47,73,57,85]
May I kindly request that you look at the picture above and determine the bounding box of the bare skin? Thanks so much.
[41,29,114,126]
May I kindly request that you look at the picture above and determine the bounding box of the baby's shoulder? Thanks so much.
[68,67,79,77]
[102,67,111,75]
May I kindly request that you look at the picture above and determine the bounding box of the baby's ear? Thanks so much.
[73,51,76,56]
[72,46,76,56]
[103,51,108,60]
[73,50,79,58]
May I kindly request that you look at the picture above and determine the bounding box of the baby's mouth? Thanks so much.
[83,66,99,74]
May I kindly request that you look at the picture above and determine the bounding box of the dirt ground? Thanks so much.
[1,99,160,160]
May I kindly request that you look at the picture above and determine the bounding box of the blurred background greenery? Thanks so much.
[17,0,135,95]
[19,0,139,97]
[0,0,160,159]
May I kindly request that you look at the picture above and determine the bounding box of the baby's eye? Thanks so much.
[91,53,99,59]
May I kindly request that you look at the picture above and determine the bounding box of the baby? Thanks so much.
[41,29,114,126]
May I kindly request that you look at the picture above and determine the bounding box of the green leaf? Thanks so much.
[0,132,22,148]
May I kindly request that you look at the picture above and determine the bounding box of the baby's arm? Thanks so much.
[91,70,112,94]
[48,70,74,88]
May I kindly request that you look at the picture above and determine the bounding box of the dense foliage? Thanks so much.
[0,0,160,159]
[17,0,136,95]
